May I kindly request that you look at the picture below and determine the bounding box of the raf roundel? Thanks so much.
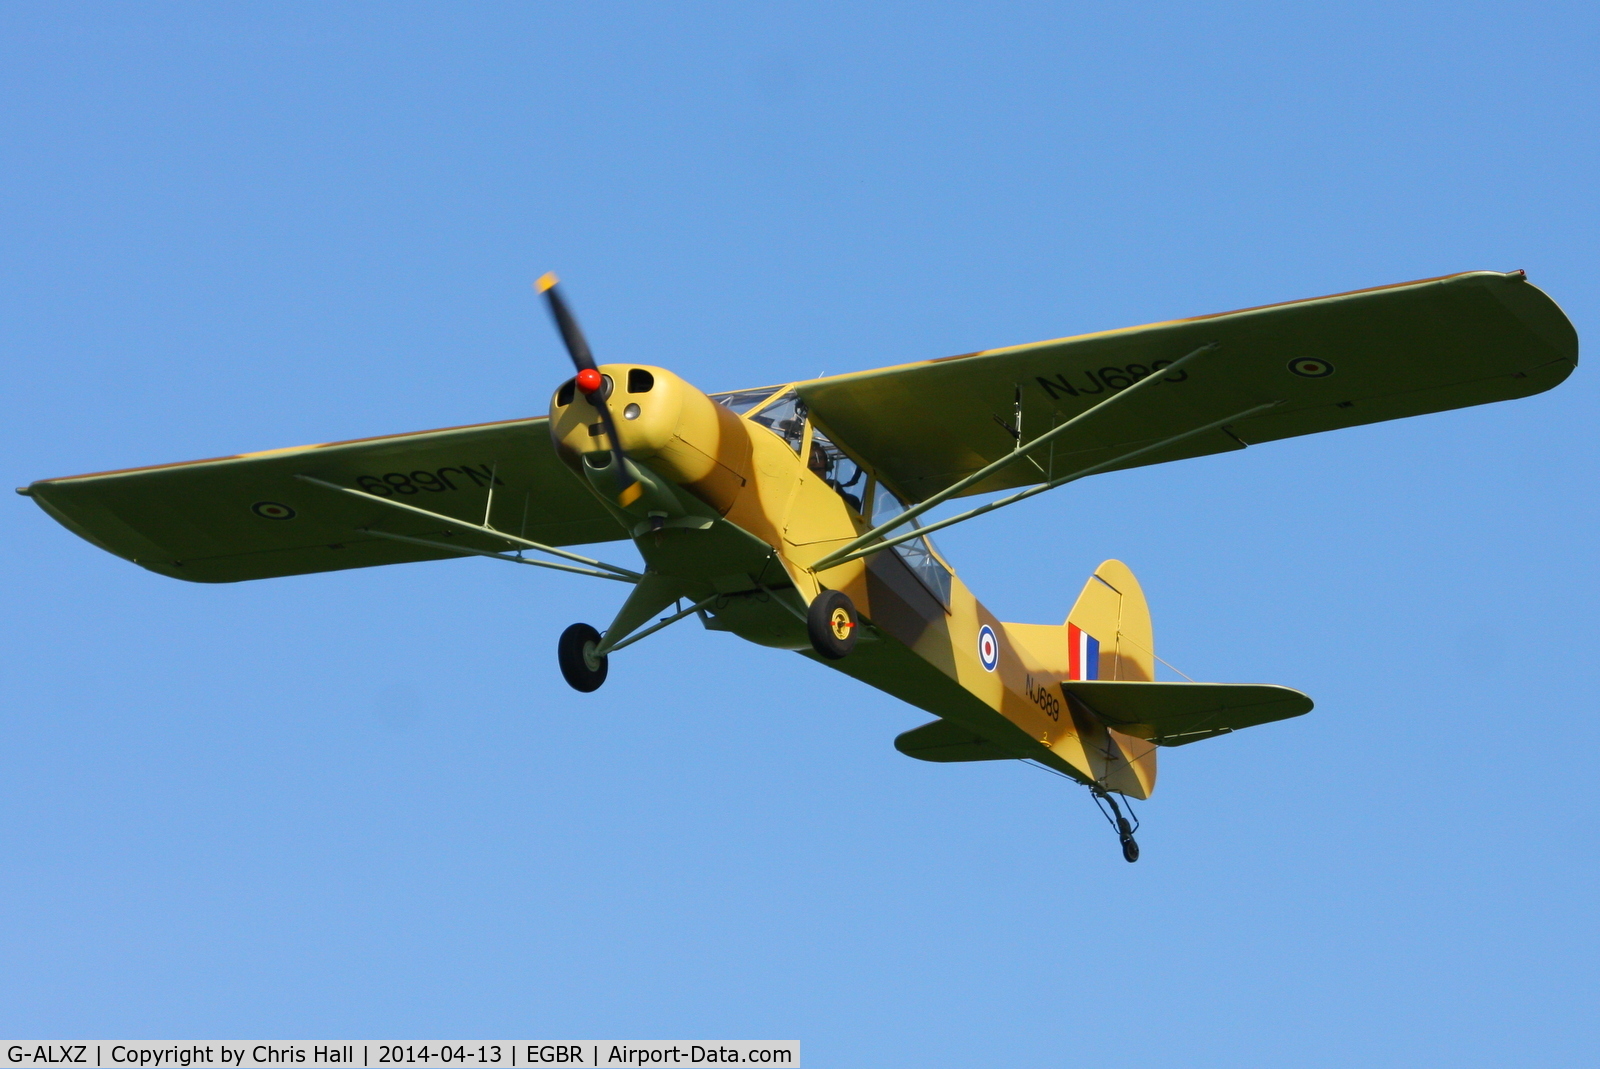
[977,624,999,672]
[251,501,296,520]
[1288,357,1335,378]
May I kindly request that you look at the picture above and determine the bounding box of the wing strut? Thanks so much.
[810,342,1219,572]
[816,400,1281,570]
[294,474,643,580]
[358,527,636,582]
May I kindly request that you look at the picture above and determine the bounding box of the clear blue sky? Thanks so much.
[3,3,1596,1065]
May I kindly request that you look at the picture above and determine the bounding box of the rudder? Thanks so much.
[1060,559,1159,798]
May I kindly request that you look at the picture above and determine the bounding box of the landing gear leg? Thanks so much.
[1091,787,1140,863]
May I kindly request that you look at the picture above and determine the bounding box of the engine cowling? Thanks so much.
[549,364,753,516]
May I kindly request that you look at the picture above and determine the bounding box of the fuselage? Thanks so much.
[549,364,1157,797]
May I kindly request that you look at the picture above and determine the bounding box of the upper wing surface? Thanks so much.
[795,271,1578,502]
[26,416,623,583]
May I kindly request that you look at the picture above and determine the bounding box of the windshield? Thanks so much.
[708,386,784,416]
[748,389,807,453]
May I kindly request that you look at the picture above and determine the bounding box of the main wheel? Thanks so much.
[807,589,859,660]
[1121,836,1140,863]
[558,623,608,692]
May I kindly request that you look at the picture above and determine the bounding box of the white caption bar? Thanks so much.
[2,1045,798,1069]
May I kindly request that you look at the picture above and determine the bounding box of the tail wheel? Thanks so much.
[1093,789,1142,863]
[807,590,859,660]
[558,623,608,692]
[1116,815,1139,862]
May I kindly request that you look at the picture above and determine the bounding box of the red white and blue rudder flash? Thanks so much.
[1067,623,1100,680]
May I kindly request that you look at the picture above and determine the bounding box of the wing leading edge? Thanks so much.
[25,416,624,583]
[796,271,1578,503]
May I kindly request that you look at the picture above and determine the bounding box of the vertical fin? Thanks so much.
[1064,559,1154,682]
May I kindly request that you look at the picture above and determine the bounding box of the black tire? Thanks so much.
[558,623,608,692]
[1121,836,1140,863]
[807,589,859,660]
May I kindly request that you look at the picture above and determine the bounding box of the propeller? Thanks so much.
[536,273,643,507]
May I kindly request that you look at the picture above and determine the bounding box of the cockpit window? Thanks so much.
[748,389,807,453]
[808,426,866,515]
[870,482,953,607]
[708,386,783,415]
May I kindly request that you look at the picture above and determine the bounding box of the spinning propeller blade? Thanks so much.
[536,274,642,507]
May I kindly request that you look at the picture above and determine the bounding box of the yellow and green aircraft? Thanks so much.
[21,270,1577,860]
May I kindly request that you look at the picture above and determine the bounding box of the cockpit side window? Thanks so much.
[869,481,953,607]
[807,425,866,515]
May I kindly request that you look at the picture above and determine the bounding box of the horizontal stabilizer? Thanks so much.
[895,718,1023,762]
[1062,681,1312,746]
